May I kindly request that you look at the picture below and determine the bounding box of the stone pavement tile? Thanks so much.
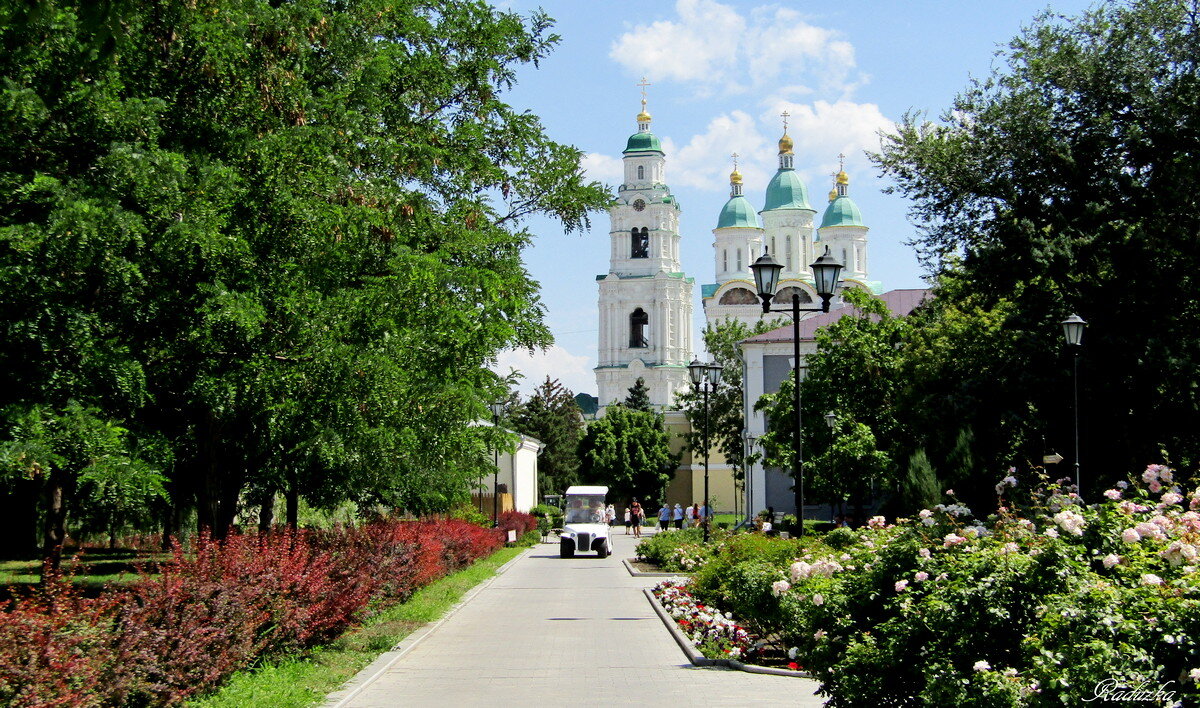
[330,530,825,707]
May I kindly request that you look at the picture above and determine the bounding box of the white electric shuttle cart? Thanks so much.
[559,485,614,558]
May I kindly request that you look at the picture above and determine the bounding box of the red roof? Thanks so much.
[740,289,932,344]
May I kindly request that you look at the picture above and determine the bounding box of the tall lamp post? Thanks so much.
[743,431,756,527]
[688,357,724,543]
[824,412,837,521]
[1061,314,1086,494]
[489,400,505,526]
[751,246,843,537]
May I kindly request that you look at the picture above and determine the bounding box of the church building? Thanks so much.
[701,118,880,329]
[594,92,695,410]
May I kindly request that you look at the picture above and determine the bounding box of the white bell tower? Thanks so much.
[595,82,694,410]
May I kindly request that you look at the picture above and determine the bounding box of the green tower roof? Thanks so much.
[820,195,865,228]
[763,169,814,211]
[624,132,663,153]
[717,195,761,228]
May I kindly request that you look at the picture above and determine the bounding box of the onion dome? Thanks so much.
[718,161,759,228]
[821,170,865,228]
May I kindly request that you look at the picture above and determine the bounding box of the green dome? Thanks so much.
[820,195,865,228]
[763,169,814,211]
[624,132,663,153]
[717,195,760,228]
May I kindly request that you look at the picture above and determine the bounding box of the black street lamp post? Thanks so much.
[824,412,837,521]
[688,358,724,543]
[743,431,756,527]
[751,246,842,537]
[1061,314,1086,494]
[489,401,505,526]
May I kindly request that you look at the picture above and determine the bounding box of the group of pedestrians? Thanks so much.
[656,501,710,531]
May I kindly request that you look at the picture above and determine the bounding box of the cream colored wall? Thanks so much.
[661,411,739,513]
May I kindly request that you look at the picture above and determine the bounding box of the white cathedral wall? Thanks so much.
[761,210,816,276]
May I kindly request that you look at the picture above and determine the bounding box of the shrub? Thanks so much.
[635,528,708,569]
[727,466,1200,706]
[497,510,538,538]
[0,518,503,705]
[822,526,859,549]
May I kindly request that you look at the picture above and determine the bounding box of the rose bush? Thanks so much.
[687,466,1200,706]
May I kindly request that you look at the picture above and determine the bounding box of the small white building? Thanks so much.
[476,422,544,514]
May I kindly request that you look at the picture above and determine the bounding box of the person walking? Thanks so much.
[658,503,671,531]
[690,503,701,528]
[606,503,616,529]
[623,507,632,534]
[631,500,644,538]
[672,503,684,529]
[684,503,695,527]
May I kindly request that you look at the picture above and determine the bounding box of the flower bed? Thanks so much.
[0,519,503,706]
[687,466,1200,705]
[651,578,764,663]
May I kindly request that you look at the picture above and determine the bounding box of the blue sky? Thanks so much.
[491,0,1094,399]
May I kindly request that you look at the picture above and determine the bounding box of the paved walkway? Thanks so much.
[327,529,825,707]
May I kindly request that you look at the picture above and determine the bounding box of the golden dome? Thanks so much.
[637,110,652,122]
[828,187,838,202]
[836,170,849,185]
[778,132,794,155]
[730,168,743,185]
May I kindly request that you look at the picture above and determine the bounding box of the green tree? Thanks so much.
[577,405,677,505]
[0,402,164,570]
[875,0,1200,483]
[0,1,609,540]
[755,290,909,510]
[624,377,654,412]
[804,414,890,521]
[509,377,583,497]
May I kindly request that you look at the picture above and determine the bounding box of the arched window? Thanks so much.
[842,248,848,270]
[771,237,777,258]
[719,287,758,305]
[723,249,728,272]
[629,308,649,348]
[776,287,813,304]
[631,228,649,258]
[637,165,644,180]
[736,248,743,271]
[785,235,794,270]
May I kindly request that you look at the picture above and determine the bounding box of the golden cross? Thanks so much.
[731,152,739,170]
[637,77,652,106]
[838,152,846,171]
[780,110,790,132]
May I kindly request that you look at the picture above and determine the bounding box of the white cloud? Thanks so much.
[580,152,623,184]
[494,345,595,399]
[610,0,864,98]
[663,110,769,192]
[759,99,896,186]
[609,0,745,94]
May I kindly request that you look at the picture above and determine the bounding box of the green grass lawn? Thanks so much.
[0,549,168,587]
[189,544,525,708]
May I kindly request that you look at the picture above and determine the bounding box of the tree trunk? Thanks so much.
[258,491,275,533]
[285,481,299,530]
[42,468,68,576]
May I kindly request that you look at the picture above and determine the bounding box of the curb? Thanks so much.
[323,547,530,707]
[623,558,685,577]
[642,587,813,678]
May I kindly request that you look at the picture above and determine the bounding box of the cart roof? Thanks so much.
[564,486,608,496]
